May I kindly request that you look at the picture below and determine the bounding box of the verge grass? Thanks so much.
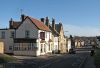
[0,54,17,63]
[94,48,100,68]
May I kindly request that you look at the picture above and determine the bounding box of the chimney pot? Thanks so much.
[52,18,55,29]
[9,18,13,29]
[21,14,25,22]
[40,18,45,23]
[45,17,49,27]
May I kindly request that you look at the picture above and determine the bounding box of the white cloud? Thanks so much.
[64,24,100,36]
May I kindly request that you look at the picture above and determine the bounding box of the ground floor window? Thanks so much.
[14,43,20,51]
[41,44,46,53]
[48,43,52,51]
[14,43,37,51]
[9,46,13,50]
[41,44,43,53]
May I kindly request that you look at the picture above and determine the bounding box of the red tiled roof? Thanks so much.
[12,21,21,28]
[28,16,50,31]
[9,15,50,31]
[9,21,21,29]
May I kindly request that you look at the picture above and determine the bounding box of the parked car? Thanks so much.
[69,48,76,54]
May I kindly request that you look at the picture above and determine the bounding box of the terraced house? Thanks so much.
[0,15,53,56]
[0,15,67,56]
[40,17,67,53]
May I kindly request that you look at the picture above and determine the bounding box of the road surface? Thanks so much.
[2,47,91,68]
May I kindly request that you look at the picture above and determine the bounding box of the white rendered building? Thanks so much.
[0,15,52,56]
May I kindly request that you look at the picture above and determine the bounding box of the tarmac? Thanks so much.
[84,56,96,68]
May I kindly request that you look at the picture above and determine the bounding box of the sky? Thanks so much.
[0,0,100,36]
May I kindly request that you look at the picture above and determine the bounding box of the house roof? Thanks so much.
[49,25,59,36]
[9,15,51,31]
[28,16,50,31]
[11,21,21,29]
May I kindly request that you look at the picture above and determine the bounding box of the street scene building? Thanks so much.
[0,1,100,68]
[0,15,67,56]
[74,36,97,48]
[40,17,67,53]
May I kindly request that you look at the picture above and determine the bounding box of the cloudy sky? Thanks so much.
[0,0,100,36]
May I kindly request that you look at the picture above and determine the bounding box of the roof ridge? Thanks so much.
[28,16,51,31]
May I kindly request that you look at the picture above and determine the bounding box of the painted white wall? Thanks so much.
[38,30,52,54]
[0,29,14,53]
[81,41,85,46]
[0,18,52,56]
[75,41,77,47]
[16,18,38,38]
[67,39,71,52]
[53,37,58,50]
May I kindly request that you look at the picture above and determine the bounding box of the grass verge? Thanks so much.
[94,48,100,68]
[0,54,17,63]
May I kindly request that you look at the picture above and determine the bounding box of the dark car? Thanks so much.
[69,48,76,54]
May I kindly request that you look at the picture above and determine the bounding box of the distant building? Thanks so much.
[74,36,97,48]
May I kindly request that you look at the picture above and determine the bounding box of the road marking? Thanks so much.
[39,59,61,68]
[78,56,88,68]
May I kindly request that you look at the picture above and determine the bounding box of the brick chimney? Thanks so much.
[52,18,55,30]
[21,14,25,22]
[40,18,45,24]
[45,17,49,27]
[9,18,13,29]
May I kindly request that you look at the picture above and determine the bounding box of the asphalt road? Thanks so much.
[38,47,91,68]
[3,47,91,68]
[38,53,88,68]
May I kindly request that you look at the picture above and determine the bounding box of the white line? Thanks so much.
[39,59,61,68]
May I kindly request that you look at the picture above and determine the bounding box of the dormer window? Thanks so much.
[25,30,30,38]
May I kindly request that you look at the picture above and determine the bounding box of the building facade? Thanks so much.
[0,15,67,56]
[0,15,53,56]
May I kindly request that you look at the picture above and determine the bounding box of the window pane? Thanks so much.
[1,31,5,39]
[11,31,14,38]
[40,32,45,40]
[25,30,30,38]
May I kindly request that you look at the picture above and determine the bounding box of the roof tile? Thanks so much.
[28,16,50,31]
